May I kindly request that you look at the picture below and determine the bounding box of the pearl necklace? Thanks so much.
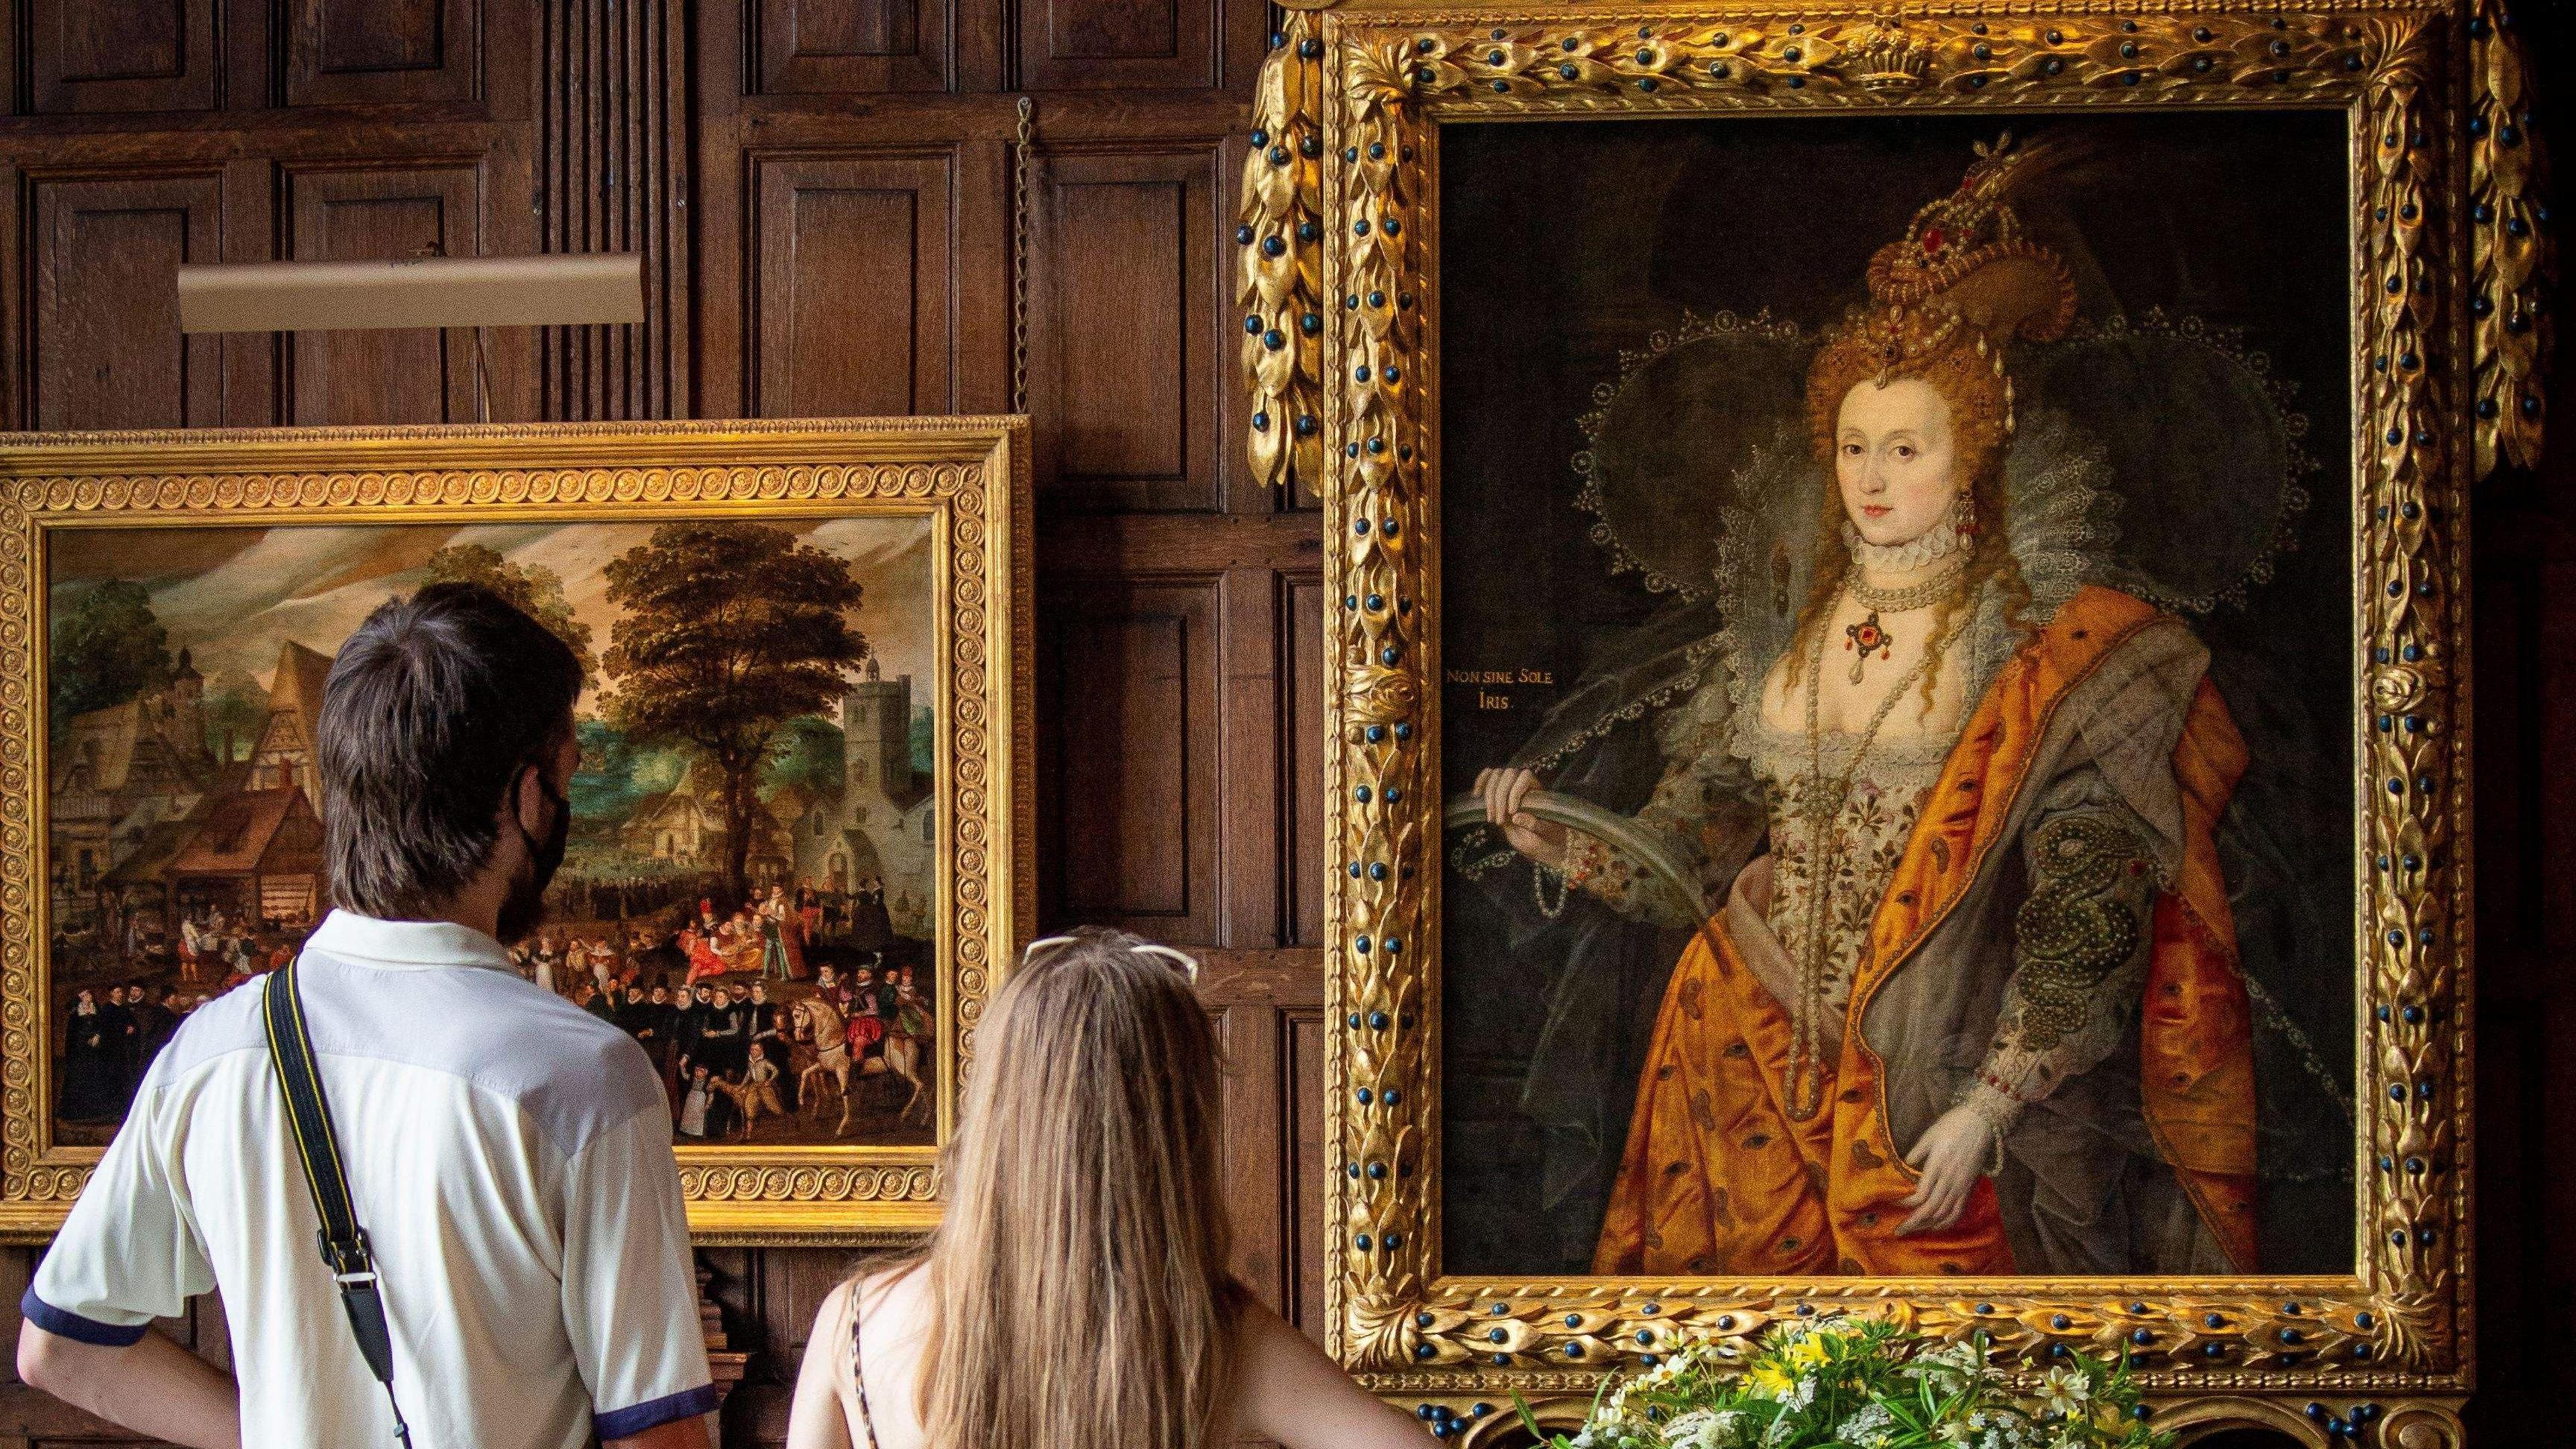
[1783,607,1964,1121]
[1848,554,1972,614]
[1843,517,1965,574]
[1839,556,1970,684]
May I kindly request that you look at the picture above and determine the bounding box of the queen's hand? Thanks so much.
[1895,1106,1996,1236]
[1474,767,1570,869]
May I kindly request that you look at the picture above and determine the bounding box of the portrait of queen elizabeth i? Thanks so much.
[1439,119,2354,1281]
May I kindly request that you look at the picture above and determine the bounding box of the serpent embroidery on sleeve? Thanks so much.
[2008,810,2153,1053]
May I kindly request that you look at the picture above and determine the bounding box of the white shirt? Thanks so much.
[28,910,715,1449]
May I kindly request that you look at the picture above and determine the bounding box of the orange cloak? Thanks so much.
[1591,586,2258,1277]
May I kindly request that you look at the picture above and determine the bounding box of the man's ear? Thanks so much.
[506,761,545,837]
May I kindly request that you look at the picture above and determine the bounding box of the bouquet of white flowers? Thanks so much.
[1519,1317,2168,1449]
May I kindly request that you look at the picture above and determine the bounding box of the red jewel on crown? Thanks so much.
[1922,225,1947,254]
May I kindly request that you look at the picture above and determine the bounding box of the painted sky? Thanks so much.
[48,517,936,710]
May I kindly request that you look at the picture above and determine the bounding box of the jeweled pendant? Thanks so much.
[1845,612,1892,684]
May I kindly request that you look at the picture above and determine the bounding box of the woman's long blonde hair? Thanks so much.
[863,926,1238,1449]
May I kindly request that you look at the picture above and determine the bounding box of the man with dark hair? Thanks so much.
[19,584,715,1449]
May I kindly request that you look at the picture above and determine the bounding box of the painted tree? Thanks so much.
[764,716,848,798]
[203,671,270,761]
[425,543,596,682]
[50,580,174,735]
[600,523,867,902]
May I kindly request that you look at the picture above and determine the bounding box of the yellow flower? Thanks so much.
[1748,1363,1797,1399]
[2094,1403,2133,1434]
[1784,1334,1833,1370]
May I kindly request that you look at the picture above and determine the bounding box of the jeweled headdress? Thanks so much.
[1824,133,2082,442]
[1569,131,2312,689]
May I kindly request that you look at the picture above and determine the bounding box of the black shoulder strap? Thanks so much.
[263,960,414,1446]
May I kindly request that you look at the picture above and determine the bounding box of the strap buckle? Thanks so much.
[319,1225,377,1281]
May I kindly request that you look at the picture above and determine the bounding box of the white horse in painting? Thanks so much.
[792,996,930,1132]
[872,1028,928,1126]
[792,998,859,1137]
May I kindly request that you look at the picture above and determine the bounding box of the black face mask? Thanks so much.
[496,770,571,945]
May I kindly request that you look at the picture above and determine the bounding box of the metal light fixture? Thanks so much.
[175,254,645,421]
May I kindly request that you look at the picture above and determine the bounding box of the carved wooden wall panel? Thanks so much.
[1040,574,1224,941]
[753,0,950,94]
[749,152,959,418]
[540,0,691,419]
[285,0,478,107]
[281,163,484,425]
[1285,572,1327,947]
[691,0,1014,420]
[1017,0,1264,92]
[25,172,225,429]
[25,0,219,114]
[1030,143,1228,511]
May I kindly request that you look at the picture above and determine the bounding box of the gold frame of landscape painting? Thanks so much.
[1244,0,2550,1440]
[0,418,1034,1246]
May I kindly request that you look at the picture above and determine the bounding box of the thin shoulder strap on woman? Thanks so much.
[846,1280,883,1449]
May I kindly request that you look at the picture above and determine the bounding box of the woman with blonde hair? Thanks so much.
[784,926,1426,1449]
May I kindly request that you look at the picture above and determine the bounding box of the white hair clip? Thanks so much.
[1018,933,1201,983]
[1132,943,1203,984]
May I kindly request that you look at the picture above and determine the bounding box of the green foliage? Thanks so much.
[765,716,847,797]
[568,716,690,824]
[203,671,269,761]
[50,580,174,733]
[425,542,596,682]
[570,717,641,822]
[1528,1318,2171,1449]
[600,522,868,898]
[908,704,934,777]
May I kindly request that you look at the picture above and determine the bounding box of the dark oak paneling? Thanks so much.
[753,0,947,93]
[1284,1004,1328,1335]
[287,0,478,106]
[282,163,482,425]
[749,152,957,419]
[27,0,218,113]
[1285,572,1326,947]
[1018,0,1260,91]
[1042,574,1222,941]
[1032,144,1226,511]
[1197,949,1328,1332]
[541,0,692,419]
[26,172,223,429]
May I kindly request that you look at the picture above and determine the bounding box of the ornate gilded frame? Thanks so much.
[0,417,1035,1245]
[1245,1,2551,1440]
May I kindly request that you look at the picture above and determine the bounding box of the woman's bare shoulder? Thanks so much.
[804,1263,927,1338]
[1231,1300,1427,1449]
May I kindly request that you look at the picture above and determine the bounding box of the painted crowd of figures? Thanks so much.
[511,875,934,1143]
[56,983,199,1123]
[57,869,934,1146]
[58,902,313,1125]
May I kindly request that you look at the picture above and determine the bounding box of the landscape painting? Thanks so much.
[46,515,944,1151]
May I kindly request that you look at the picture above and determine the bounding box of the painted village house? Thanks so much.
[72,641,335,949]
[48,651,214,933]
[614,667,932,910]
[621,761,796,886]
[244,641,331,806]
[789,665,934,911]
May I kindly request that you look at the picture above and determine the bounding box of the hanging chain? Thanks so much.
[1011,96,1036,417]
